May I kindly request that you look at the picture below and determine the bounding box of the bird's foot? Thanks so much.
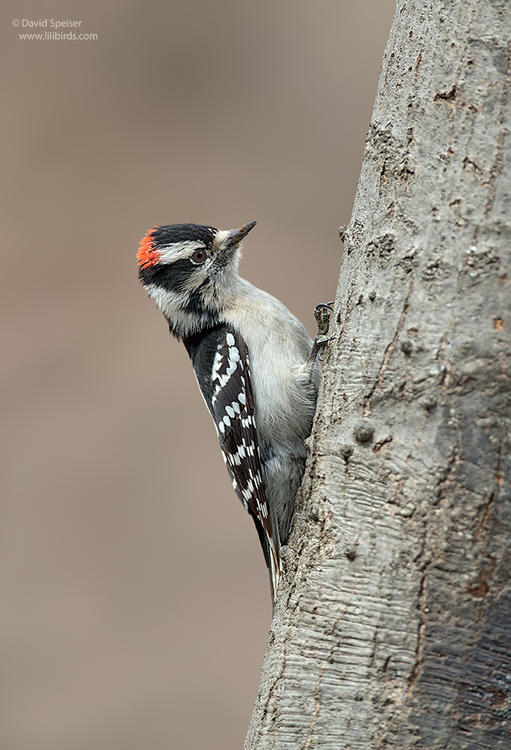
[308,302,334,363]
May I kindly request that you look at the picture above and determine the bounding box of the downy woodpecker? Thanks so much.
[137,221,330,604]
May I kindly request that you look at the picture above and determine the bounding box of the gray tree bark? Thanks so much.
[246,1,510,748]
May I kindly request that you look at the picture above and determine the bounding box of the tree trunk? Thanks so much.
[246,1,510,748]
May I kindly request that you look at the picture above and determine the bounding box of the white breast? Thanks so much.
[222,280,319,447]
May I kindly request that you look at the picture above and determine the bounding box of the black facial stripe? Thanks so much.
[139,257,198,294]
[152,223,216,249]
[184,285,214,316]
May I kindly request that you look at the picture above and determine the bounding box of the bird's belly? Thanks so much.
[249,345,316,449]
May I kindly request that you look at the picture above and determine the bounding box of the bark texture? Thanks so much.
[246,1,510,748]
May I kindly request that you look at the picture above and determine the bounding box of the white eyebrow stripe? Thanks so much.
[157,240,206,264]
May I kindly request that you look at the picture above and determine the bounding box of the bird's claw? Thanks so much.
[313,302,334,338]
[309,302,334,363]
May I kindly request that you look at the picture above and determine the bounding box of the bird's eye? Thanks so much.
[190,249,207,265]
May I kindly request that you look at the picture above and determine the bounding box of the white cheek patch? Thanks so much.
[145,283,191,324]
[146,283,182,312]
[180,267,211,295]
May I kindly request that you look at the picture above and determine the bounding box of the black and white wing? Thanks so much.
[184,325,280,603]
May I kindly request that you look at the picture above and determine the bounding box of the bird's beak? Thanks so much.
[225,220,257,248]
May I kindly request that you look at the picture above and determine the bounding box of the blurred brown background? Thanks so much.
[2,1,394,748]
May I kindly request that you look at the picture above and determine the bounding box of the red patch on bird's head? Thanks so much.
[136,226,161,269]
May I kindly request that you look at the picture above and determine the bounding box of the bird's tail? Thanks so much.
[251,513,281,609]
[267,537,280,608]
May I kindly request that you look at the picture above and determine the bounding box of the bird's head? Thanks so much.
[137,221,256,339]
